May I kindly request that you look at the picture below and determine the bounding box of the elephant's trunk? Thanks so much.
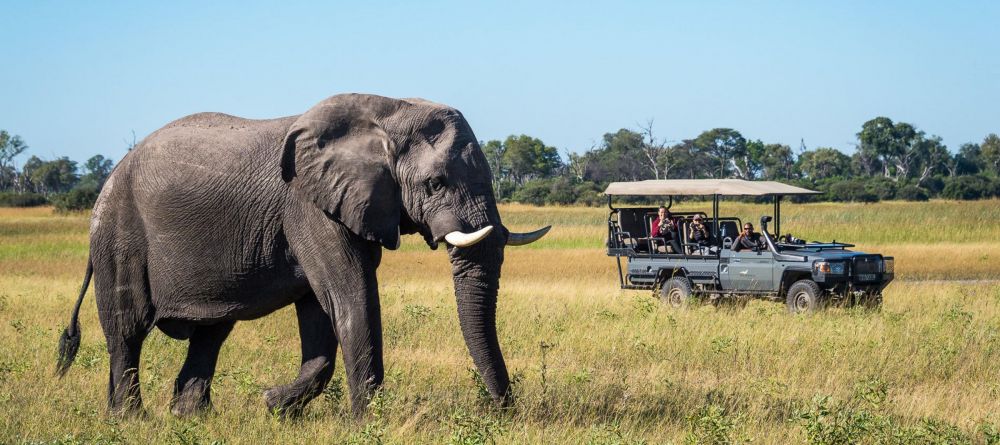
[449,232,511,406]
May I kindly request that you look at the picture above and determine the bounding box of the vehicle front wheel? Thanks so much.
[660,277,693,308]
[786,280,823,313]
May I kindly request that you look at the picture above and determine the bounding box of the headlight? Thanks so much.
[814,261,845,274]
[830,262,845,274]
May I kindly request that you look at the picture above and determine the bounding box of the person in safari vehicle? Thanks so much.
[732,222,763,252]
[651,206,682,253]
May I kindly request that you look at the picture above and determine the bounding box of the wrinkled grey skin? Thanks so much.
[57,94,515,417]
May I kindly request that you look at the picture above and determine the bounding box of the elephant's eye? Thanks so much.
[426,176,446,194]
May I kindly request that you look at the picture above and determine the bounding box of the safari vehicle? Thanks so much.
[605,179,894,312]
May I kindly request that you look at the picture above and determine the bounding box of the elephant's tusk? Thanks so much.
[506,225,551,246]
[444,225,494,247]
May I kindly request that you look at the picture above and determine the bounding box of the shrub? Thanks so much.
[941,175,992,200]
[828,180,879,203]
[511,179,552,206]
[897,185,929,201]
[51,185,99,212]
[546,177,578,205]
[494,180,517,202]
[0,192,48,207]
[922,175,947,196]
[864,177,897,201]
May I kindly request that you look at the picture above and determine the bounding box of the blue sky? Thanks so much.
[2,1,998,164]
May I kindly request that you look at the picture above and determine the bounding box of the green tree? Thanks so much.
[759,143,796,180]
[981,133,1000,176]
[502,135,562,185]
[23,156,79,194]
[953,143,982,176]
[81,154,114,189]
[913,136,950,185]
[740,139,766,179]
[666,139,712,180]
[693,128,747,178]
[857,117,922,181]
[797,148,851,180]
[583,129,647,182]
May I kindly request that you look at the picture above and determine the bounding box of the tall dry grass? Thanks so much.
[1,201,999,443]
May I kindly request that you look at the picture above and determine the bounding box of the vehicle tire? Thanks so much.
[660,277,693,308]
[786,279,823,314]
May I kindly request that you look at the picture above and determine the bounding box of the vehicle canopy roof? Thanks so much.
[604,179,820,197]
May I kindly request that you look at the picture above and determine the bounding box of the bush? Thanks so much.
[922,175,946,196]
[511,179,552,206]
[574,182,604,206]
[786,179,824,203]
[51,185,99,212]
[941,175,992,200]
[828,180,879,203]
[864,177,897,201]
[546,178,578,205]
[494,180,517,202]
[897,185,929,201]
[0,192,48,207]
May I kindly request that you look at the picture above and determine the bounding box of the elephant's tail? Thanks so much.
[56,257,92,377]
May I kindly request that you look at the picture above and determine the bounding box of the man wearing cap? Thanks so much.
[689,215,710,245]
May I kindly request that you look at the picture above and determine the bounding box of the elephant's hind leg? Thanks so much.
[93,250,154,416]
[263,294,338,417]
[171,322,235,417]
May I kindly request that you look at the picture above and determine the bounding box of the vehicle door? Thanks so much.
[721,247,775,292]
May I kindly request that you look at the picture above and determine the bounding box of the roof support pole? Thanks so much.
[713,194,719,244]
[775,195,782,236]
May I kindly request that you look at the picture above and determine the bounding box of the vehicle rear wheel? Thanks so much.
[660,277,693,308]
[786,280,823,314]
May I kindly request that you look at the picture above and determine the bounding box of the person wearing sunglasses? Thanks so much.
[732,222,763,252]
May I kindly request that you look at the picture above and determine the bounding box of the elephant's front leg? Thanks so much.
[285,207,385,417]
[330,269,384,416]
[264,294,338,416]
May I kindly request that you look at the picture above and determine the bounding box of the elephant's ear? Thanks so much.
[281,103,401,249]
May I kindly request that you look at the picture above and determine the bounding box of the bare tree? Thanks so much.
[637,119,670,180]
[0,130,29,191]
[565,148,591,181]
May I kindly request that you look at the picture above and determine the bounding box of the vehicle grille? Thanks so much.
[853,256,881,282]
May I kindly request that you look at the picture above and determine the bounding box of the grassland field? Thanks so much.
[1,200,999,444]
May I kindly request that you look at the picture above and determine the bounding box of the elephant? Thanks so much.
[55,93,550,417]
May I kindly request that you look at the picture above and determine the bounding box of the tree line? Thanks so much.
[483,117,1000,205]
[0,130,114,210]
[3,116,1000,210]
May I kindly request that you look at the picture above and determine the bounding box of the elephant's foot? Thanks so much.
[108,396,147,419]
[108,373,146,418]
[263,384,312,418]
[171,379,212,417]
